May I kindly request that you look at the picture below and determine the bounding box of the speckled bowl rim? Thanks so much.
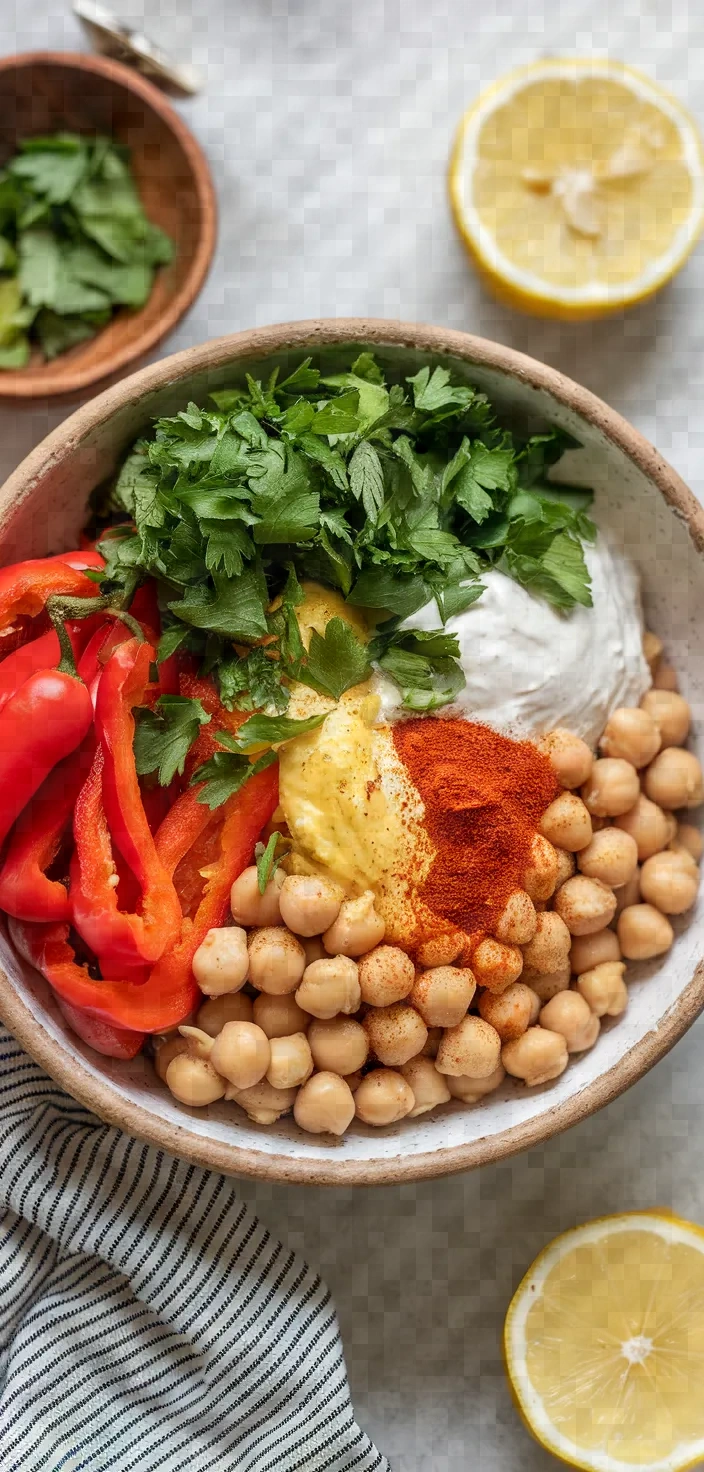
[1,317,703,1185]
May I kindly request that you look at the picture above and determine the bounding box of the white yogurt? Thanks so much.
[372,531,651,748]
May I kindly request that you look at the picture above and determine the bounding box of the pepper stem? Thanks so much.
[46,596,147,645]
[46,602,80,678]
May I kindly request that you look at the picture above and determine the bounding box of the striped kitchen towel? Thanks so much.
[0,1025,388,1472]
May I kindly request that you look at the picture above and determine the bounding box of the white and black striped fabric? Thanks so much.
[0,1025,388,1471]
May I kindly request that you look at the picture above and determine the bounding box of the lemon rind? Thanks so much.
[504,1209,704,1472]
[450,59,704,316]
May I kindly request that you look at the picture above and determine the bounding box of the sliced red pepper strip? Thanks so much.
[93,637,182,947]
[70,745,175,975]
[154,787,214,878]
[6,760,278,1033]
[0,558,98,632]
[8,917,145,1059]
[149,758,280,999]
[0,735,95,921]
[0,664,94,849]
[49,549,105,572]
[55,996,145,1061]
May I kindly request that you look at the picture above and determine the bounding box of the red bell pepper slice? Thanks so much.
[70,744,177,976]
[55,996,145,1061]
[0,735,95,921]
[0,663,94,849]
[8,917,145,1059]
[6,760,278,1033]
[91,637,183,942]
[0,557,98,632]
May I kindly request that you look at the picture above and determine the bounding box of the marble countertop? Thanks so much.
[3,1,704,1464]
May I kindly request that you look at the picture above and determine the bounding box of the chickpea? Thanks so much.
[539,991,600,1052]
[570,928,622,975]
[554,874,617,936]
[581,758,640,818]
[436,1015,502,1078]
[640,851,699,915]
[576,961,628,1018]
[322,890,385,957]
[252,992,310,1038]
[523,833,560,899]
[521,911,571,973]
[614,866,641,916]
[248,927,306,995]
[307,1016,369,1075]
[653,664,679,692]
[523,966,571,1003]
[302,936,326,966]
[641,689,691,747]
[421,1026,442,1058]
[577,828,638,889]
[265,1032,313,1090]
[447,1063,505,1103]
[358,945,415,1007]
[643,630,663,672]
[501,1027,569,1086]
[540,728,593,788]
[279,874,343,938]
[154,1033,189,1083]
[228,1078,297,1124]
[615,793,674,860]
[363,1003,428,1067]
[416,931,466,967]
[471,938,523,993]
[165,1054,226,1107]
[192,926,249,997]
[210,1021,270,1090]
[196,992,254,1037]
[539,793,593,853]
[478,982,537,1041]
[644,749,704,811]
[293,1072,356,1135]
[599,707,661,769]
[554,848,576,889]
[400,1056,451,1116]
[295,956,361,1019]
[672,822,704,862]
[230,865,284,927]
[494,890,538,946]
[617,904,674,960]
[410,966,476,1027]
[354,1069,415,1126]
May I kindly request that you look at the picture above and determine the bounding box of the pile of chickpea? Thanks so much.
[153,630,702,1138]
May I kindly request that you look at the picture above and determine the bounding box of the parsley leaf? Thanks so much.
[349,440,385,524]
[193,748,277,810]
[219,647,290,714]
[297,619,371,700]
[369,626,466,711]
[234,712,328,747]
[256,831,290,893]
[134,695,211,786]
[168,568,269,640]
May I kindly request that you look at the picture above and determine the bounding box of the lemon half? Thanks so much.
[450,60,704,319]
[504,1211,704,1472]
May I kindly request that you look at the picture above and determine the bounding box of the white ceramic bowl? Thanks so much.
[1,319,702,1185]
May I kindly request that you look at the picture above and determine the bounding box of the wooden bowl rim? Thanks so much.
[1,316,703,1185]
[0,49,216,399]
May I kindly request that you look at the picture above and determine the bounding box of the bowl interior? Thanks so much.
[0,329,702,1183]
[0,53,214,397]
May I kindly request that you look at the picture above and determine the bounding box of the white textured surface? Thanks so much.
[3,2,704,1468]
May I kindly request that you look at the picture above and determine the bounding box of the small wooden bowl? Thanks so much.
[1,320,703,1185]
[0,51,216,398]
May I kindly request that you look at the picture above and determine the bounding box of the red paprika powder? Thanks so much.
[392,718,558,942]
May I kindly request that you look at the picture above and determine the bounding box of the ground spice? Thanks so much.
[392,718,558,942]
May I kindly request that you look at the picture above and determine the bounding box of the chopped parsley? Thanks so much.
[0,134,174,368]
[101,353,594,775]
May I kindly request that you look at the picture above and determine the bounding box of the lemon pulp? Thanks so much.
[450,60,704,319]
[504,1212,704,1472]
